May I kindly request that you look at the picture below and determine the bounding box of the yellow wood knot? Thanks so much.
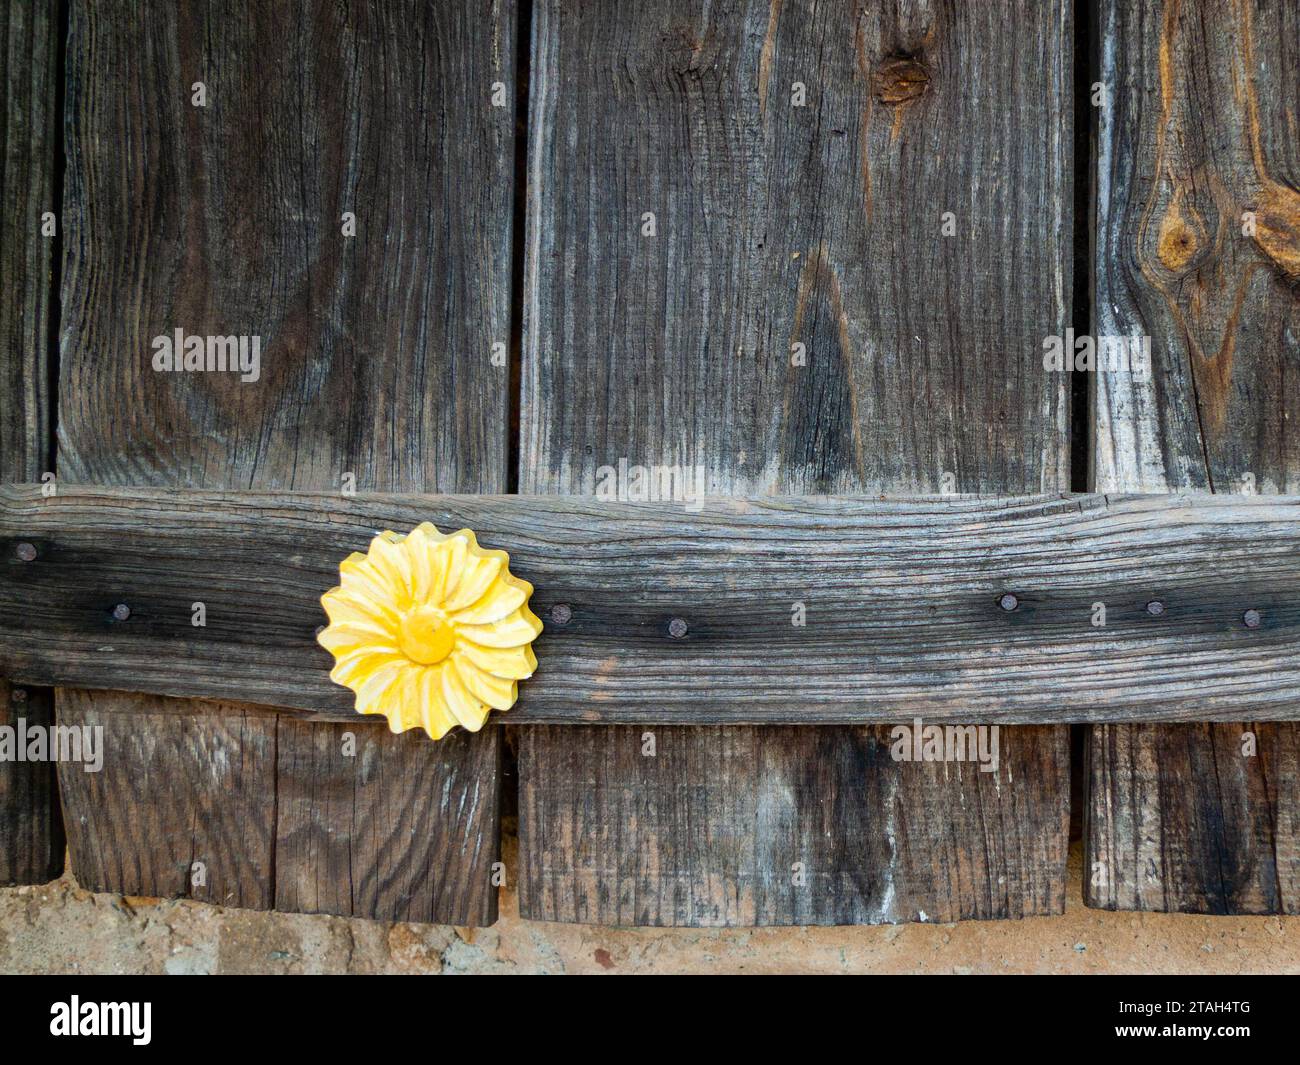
[1156,189,1203,273]
[318,525,541,740]
[1252,182,1300,280]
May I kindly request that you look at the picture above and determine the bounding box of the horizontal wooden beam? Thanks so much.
[2,484,1299,724]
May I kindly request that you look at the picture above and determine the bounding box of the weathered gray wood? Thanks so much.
[518,0,1073,923]
[4,484,1300,723]
[275,718,501,924]
[57,690,277,907]
[55,0,514,923]
[1087,723,1299,913]
[1086,0,1300,914]
[1,0,56,481]
[523,0,1070,497]
[0,683,61,886]
[58,0,513,492]
[0,0,62,885]
[520,725,1069,925]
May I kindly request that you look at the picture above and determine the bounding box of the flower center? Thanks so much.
[397,606,455,665]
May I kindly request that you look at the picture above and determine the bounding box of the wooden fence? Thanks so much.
[1,0,1296,926]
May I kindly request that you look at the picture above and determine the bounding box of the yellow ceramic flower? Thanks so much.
[317,524,542,740]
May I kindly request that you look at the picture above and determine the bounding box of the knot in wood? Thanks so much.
[1252,184,1300,280]
[873,56,930,105]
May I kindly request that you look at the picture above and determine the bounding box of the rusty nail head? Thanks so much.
[1146,600,1165,617]
[1243,608,1262,629]
[551,604,572,625]
[998,593,1018,612]
[15,542,36,562]
[112,603,132,621]
[668,617,689,638]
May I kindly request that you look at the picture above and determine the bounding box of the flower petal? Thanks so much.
[328,647,406,687]
[418,666,456,739]
[450,579,526,625]
[351,660,409,717]
[337,557,403,627]
[438,535,468,604]
[459,608,543,649]
[405,525,438,604]
[441,661,490,732]
[452,655,517,711]
[367,533,416,610]
[317,616,396,656]
[443,547,502,612]
[457,640,537,681]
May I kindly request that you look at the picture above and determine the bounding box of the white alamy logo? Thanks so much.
[593,459,706,512]
[890,718,1000,773]
[151,328,261,382]
[0,718,103,772]
[1042,329,1150,378]
[50,997,151,1045]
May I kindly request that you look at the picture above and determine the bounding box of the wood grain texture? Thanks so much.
[58,0,513,492]
[1093,0,1299,493]
[54,0,514,923]
[523,0,1070,497]
[1087,723,1299,913]
[520,725,1068,925]
[1087,0,1300,913]
[5,484,1300,723]
[1,0,56,482]
[57,690,276,907]
[0,683,62,885]
[1,0,61,886]
[274,719,501,924]
[518,0,1072,924]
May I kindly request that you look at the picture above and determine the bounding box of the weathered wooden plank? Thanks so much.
[1087,722,1299,913]
[0,0,62,885]
[1,0,56,481]
[57,690,276,907]
[520,725,1068,925]
[0,684,61,886]
[523,0,1070,497]
[58,1,512,492]
[55,0,514,923]
[4,484,1300,723]
[274,719,501,925]
[1087,0,1300,913]
[518,0,1073,924]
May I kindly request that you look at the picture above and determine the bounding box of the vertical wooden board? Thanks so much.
[1088,723,1299,912]
[58,0,512,492]
[1087,0,1300,912]
[56,0,514,923]
[518,0,1072,924]
[275,720,501,925]
[0,686,61,885]
[520,726,1068,926]
[1,0,62,884]
[57,691,276,907]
